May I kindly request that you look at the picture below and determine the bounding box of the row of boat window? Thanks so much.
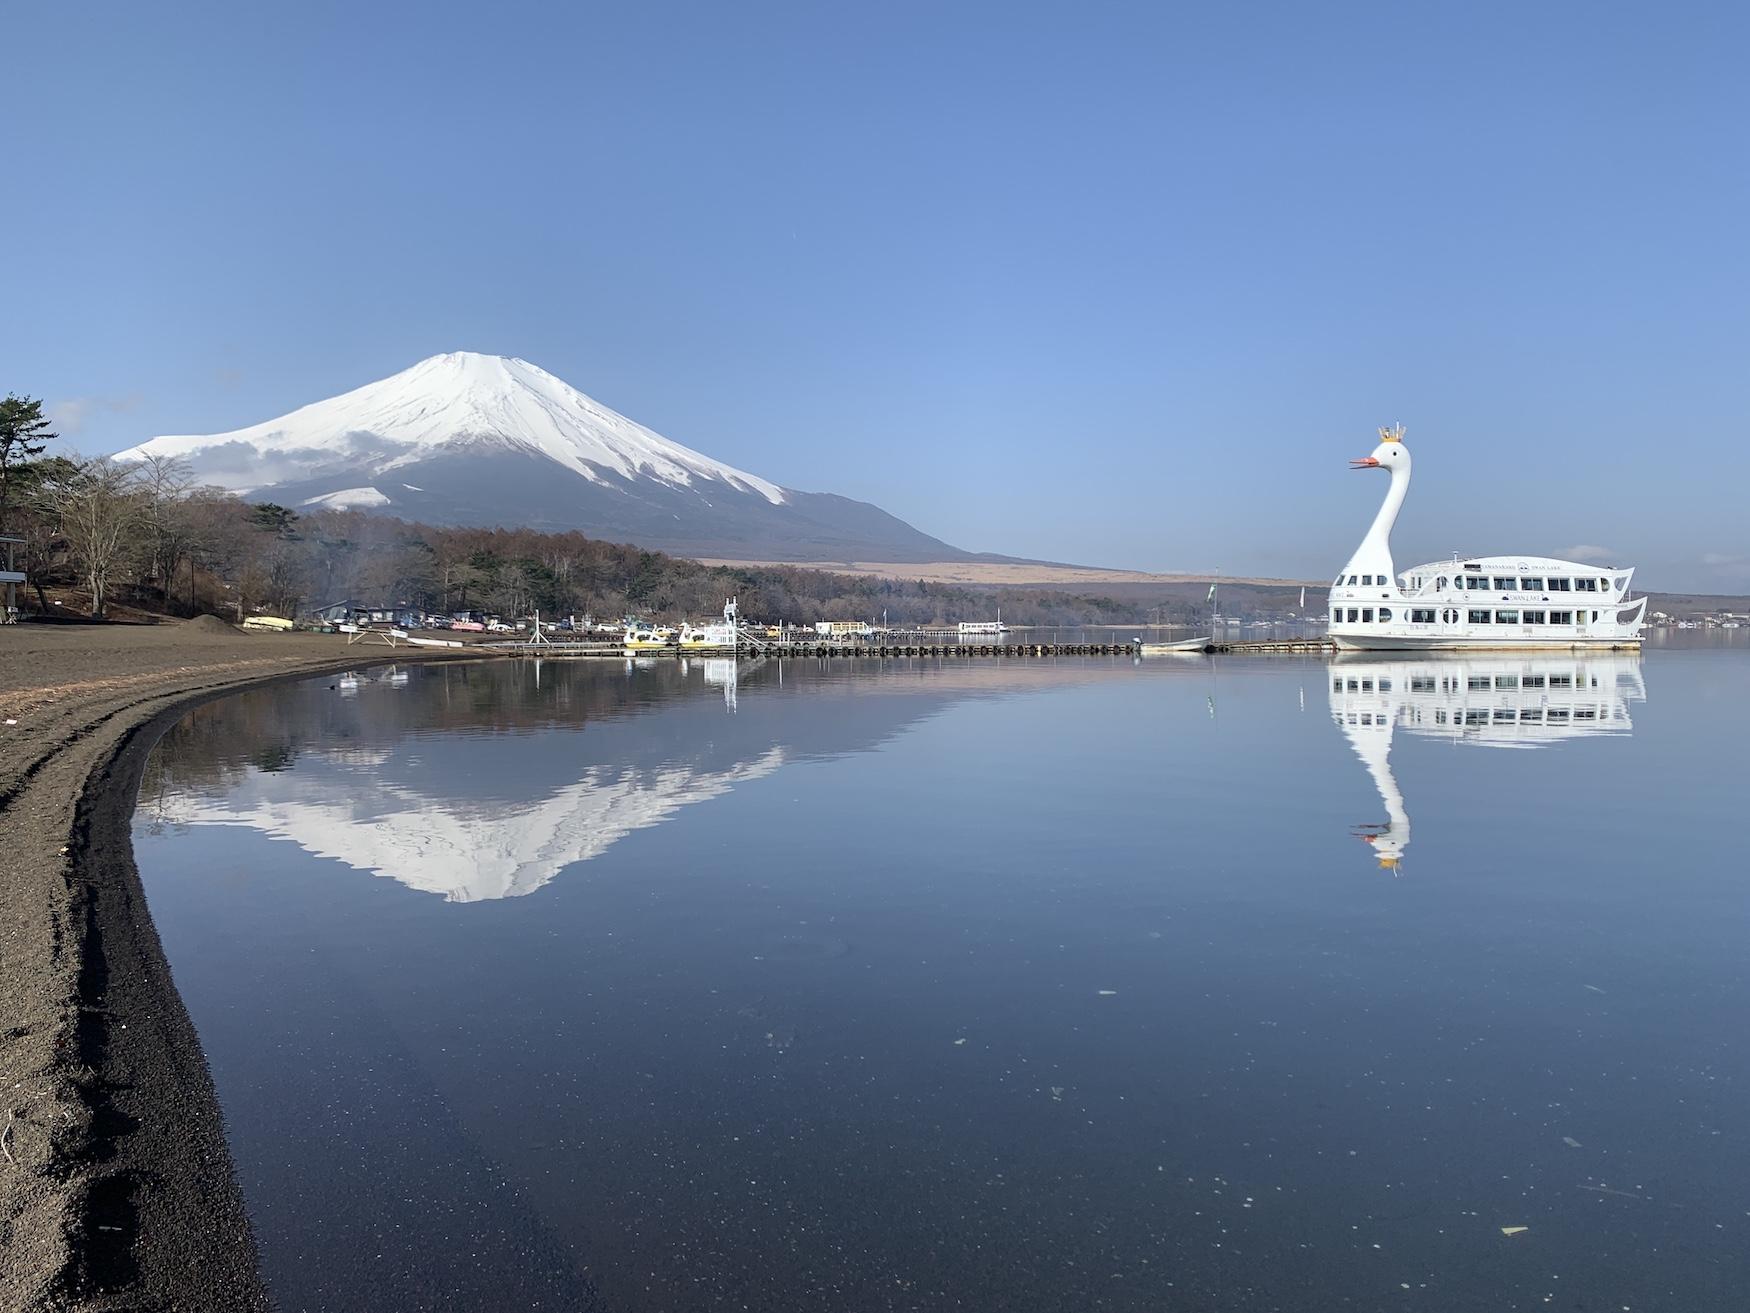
[1336,574,1611,592]
[1341,708,1610,726]
[1332,607,1600,625]
[1332,674,1595,693]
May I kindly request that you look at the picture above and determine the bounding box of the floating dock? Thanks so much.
[489,636,1338,659]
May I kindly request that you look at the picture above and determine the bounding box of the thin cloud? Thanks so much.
[1559,544,1617,564]
[51,393,144,436]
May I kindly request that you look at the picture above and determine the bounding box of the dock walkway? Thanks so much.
[488,636,1337,659]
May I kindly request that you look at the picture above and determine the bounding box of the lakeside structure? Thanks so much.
[1328,427,1648,651]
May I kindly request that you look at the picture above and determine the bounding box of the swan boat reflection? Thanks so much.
[1330,652,1645,871]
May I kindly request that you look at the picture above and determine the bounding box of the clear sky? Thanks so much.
[6,1,1748,589]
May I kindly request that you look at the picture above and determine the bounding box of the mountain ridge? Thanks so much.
[115,352,981,563]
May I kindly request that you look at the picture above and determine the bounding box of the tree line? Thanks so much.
[2,393,1176,627]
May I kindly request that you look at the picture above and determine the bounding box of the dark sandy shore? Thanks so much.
[0,621,474,1312]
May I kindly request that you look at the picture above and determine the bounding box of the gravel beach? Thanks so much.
[0,621,473,1312]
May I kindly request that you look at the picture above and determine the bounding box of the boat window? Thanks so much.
[1496,609,1519,624]
[1362,608,1374,623]
[1464,575,1489,590]
[1436,576,1448,590]
[1331,608,1341,623]
[1348,575,1359,585]
[1464,709,1489,726]
[1547,708,1571,723]
[1410,676,1435,691]
[1494,675,1518,689]
[1524,675,1546,688]
[1521,708,1543,722]
[1522,610,1546,623]
[1346,608,1359,623]
[1468,675,1491,690]
[1548,577,1572,591]
[1441,608,1459,624]
[1378,607,1393,622]
[1549,610,1573,625]
[1493,709,1516,723]
[1494,577,1517,590]
[1346,678,1359,691]
[1379,680,1391,693]
[1468,609,1492,624]
[1521,577,1544,591]
[1434,709,1448,724]
[1463,563,1482,570]
[1548,674,1574,688]
[1575,707,1598,720]
[1360,678,1374,691]
[1410,608,1435,624]
[1576,578,1598,592]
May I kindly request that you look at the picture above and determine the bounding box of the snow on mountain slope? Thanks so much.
[117,352,785,503]
[114,352,975,562]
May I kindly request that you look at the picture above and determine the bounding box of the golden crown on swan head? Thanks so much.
[1378,423,1405,444]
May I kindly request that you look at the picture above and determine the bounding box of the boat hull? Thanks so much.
[1332,633,1642,652]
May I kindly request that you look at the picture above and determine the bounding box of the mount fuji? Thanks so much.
[115,352,974,562]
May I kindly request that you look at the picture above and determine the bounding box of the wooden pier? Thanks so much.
[490,636,1336,659]
[494,639,1143,659]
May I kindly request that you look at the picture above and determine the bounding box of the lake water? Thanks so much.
[133,643,1750,1311]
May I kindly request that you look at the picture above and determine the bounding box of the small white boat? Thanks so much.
[1328,426,1647,650]
[1139,636,1212,655]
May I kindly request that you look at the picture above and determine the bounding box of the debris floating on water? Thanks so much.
[1563,1136,1583,1148]
[1501,1226,1529,1236]
[1583,984,1606,994]
[953,1038,967,1046]
[1578,1183,1647,1201]
[1097,989,1118,997]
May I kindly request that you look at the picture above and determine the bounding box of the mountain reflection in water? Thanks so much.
[139,657,1129,901]
[1330,652,1645,872]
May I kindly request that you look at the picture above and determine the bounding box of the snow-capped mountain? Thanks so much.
[115,352,970,561]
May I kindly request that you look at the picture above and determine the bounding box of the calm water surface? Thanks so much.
[133,646,1750,1311]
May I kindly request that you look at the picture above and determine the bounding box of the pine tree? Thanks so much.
[0,394,58,532]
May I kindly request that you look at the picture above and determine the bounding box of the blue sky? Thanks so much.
[6,1,1748,589]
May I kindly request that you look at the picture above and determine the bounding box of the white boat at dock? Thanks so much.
[1328,426,1646,651]
[1138,636,1212,656]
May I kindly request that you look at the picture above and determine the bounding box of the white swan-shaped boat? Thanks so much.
[1327,426,1648,650]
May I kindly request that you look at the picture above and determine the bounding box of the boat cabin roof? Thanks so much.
[1402,555,1628,576]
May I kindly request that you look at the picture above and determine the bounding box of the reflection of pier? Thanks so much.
[1330,652,1645,871]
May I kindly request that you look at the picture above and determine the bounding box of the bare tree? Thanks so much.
[39,458,145,618]
[135,453,195,601]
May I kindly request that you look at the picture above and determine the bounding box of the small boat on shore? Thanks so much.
[1328,426,1647,651]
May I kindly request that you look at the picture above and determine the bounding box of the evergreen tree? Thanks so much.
[0,394,58,531]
